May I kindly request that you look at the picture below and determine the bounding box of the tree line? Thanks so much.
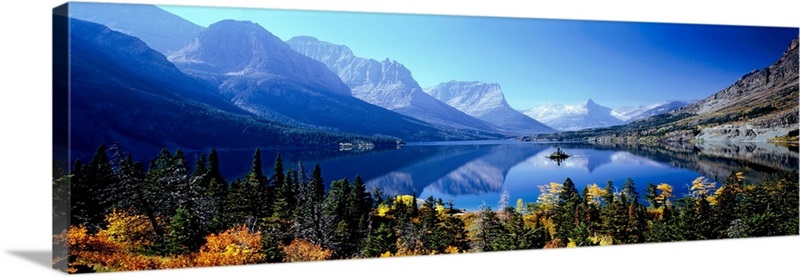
[53,144,799,273]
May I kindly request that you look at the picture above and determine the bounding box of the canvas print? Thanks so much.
[53,1,799,273]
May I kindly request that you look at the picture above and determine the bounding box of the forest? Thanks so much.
[52,144,799,273]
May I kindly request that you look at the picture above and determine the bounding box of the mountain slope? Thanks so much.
[285,36,503,135]
[68,2,205,55]
[529,37,799,143]
[64,18,397,158]
[168,20,465,141]
[524,99,624,131]
[424,81,554,134]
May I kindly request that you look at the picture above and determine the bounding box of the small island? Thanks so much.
[548,147,570,159]
[547,147,570,166]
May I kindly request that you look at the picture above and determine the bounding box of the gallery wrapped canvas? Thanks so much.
[53,1,799,274]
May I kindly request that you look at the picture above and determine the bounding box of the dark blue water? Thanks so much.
[198,140,796,211]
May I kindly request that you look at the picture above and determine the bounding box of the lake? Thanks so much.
[206,140,798,211]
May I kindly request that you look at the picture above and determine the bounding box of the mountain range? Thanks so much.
[63,17,401,159]
[523,99,624,131]
[286,36,506,136]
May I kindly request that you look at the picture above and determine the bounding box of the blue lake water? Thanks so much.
[205,140,797,211]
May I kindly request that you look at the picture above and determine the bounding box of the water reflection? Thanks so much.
[203,140,796,210]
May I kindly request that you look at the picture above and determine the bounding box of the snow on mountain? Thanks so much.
[424,81,554,134]
[523,99,624,131]
[612,101,689,122]
[286,36,502,134]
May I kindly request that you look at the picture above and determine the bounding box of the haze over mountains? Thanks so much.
[68,3,204,55]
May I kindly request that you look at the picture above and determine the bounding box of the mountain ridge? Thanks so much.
[286,36,505,136]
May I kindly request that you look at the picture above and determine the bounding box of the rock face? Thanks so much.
[424,81,554,134]
[673,37,799,142]
[524,99,624,131]
[167,20,465,141]
[286,36,502,134]
[678,38,799,117]
[68,2,205,55]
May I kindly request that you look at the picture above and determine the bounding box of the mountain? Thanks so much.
[62,18,397,159]
[612,101,690,122]
[523,99,624,131]
[168,20,464,141]
[423,81,554,134]
[285,36,503,136]
[528,37,799,143]
[68,2,205,55]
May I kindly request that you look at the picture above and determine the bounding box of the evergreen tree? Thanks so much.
[441,201,470,252]
[470,206,502,252]
[363,222,396,257]
[419,196,446,253]
[553,178,583,244]
[75,145,118,231]
[164,205,203,254]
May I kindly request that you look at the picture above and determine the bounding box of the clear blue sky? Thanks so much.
[159,4,797,109]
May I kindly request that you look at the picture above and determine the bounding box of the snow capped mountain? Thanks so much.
[424,81,554,134]
[612,101,689,122]
[524,99,624,131]
[286,36,502,134]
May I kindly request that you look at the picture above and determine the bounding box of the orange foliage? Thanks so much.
[282,239,332,262]
[543,238,564,249]
[195,226,265,267]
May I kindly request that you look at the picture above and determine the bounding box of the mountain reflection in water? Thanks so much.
[208,140,796,210]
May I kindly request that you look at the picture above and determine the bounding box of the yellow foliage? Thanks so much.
[377,203,390,217]
[735,172,745,182]
[444,245,461,254]
[283,239,332,262]
[589,234,613,246]
[690,177,716,197]
[566,239,577,248]
[379,251,393,258]
[585,184,607,205]
[537,182,563,211]
[655,183,674,207]
[395,195,417,206]
[102,210,156,251]
[195,226,265,267]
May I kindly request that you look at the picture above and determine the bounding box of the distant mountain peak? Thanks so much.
[425,80,554,134]
[524,99,623,131]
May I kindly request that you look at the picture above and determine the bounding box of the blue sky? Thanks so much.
[159,4,797,109]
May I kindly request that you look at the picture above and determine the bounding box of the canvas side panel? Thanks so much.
[52,2,70,273]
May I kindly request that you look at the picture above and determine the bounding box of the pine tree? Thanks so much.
[75,145,118,231]
[553,178,583,244]
[363,222,396,257]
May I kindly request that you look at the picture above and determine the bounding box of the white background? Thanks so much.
[0,0,798,276]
